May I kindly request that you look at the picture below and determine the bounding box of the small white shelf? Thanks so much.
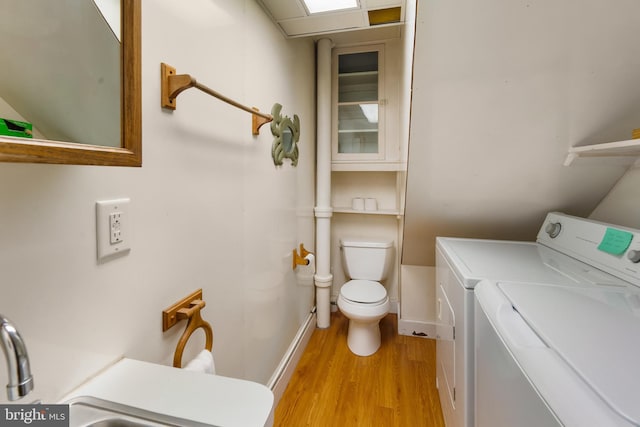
[332,162,406,171]
[564,138,640,166]
[334,207,403,217]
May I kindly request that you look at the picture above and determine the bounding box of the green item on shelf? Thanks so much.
[0,118,33,138]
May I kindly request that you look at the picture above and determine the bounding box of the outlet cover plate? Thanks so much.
[96,198,131,261]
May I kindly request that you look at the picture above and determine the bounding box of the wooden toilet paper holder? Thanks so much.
[292,243,312,270]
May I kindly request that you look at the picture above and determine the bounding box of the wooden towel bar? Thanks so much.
[162,289,214,368]
[160,62,273,135]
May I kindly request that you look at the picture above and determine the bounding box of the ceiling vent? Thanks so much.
[368,7,401,26]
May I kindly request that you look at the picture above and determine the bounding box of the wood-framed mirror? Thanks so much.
[0,0,141,166]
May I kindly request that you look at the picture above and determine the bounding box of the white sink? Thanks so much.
[66,396,207,427]
[61,359,274,427]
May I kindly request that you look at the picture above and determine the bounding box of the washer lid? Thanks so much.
[499,281,640,425]
[341,280,387,303]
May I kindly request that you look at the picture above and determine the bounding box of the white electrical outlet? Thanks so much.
[96,198,131,261]
[109,212,123,244]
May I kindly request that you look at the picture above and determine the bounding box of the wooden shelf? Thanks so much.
[564,138,640,165]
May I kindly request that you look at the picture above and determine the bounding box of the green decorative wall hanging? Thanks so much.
[270,103,300,167]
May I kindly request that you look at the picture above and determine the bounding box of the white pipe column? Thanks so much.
[314,38,333,329]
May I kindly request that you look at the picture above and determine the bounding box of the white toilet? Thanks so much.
[337,238,394,356]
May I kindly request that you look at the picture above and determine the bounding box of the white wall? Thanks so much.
[402,0,640,267]
[0,0,315,404]
[398,265,435,326]
[399,0,416,166]
[590,163,640,228]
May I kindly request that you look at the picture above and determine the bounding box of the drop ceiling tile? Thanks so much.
[364,0,402,9]
[279,10,367,36]
[259,0,306,20]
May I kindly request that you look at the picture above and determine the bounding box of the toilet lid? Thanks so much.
[341,280,387,304]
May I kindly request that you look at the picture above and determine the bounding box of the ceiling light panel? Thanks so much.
[302,0,359,14]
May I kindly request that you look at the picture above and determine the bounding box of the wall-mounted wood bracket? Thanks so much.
[162,288,214,368]
[160,63,192,111]
[160,62,273,135]
[162,288,203,331]
[252,107,272,136]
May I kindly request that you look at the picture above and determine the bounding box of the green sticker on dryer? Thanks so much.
[597,228,633,255]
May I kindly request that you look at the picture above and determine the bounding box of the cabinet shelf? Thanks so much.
[339,71,378,77]
[337,101,379,106]
[338,129,378,133]
[564,138,640,165]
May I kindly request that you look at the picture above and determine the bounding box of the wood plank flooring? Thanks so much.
[274,311,445,427]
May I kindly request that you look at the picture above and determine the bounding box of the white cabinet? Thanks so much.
[330,42,407,216]
[330,42,406,214]
[334,46,384,161]
[332,44,404,171]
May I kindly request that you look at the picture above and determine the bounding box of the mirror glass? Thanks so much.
[270,103,300,167]
[0,0,141,166]
[0,0,120,147]
[282,125,294,154]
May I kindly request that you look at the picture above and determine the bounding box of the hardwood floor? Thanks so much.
[274,311,445,427]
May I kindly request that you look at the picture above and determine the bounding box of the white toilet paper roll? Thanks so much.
[364,198,377,211]
[352,198,365,211]
[296,253,315,287]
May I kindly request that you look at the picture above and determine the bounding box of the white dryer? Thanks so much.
[435,212,640,427]
[475,279,640,426]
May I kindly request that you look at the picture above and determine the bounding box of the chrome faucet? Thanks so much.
[0,315,33,400]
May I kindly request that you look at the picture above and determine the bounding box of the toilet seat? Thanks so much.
[340,280,387,304]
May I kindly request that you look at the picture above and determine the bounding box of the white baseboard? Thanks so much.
[398,318,437,339]
[267,310,317,409]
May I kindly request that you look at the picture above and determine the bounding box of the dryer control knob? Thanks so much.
[545,222,561,238]
[628,250,640,263]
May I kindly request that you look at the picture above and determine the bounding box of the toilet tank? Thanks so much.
[340,238,394,281]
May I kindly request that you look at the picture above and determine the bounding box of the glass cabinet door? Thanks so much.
[333,46,385,161]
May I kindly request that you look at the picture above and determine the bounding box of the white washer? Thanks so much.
[435,212,640,427]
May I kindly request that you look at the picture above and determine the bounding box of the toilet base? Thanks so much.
[337,292,390,357]
[346,319,382,356]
